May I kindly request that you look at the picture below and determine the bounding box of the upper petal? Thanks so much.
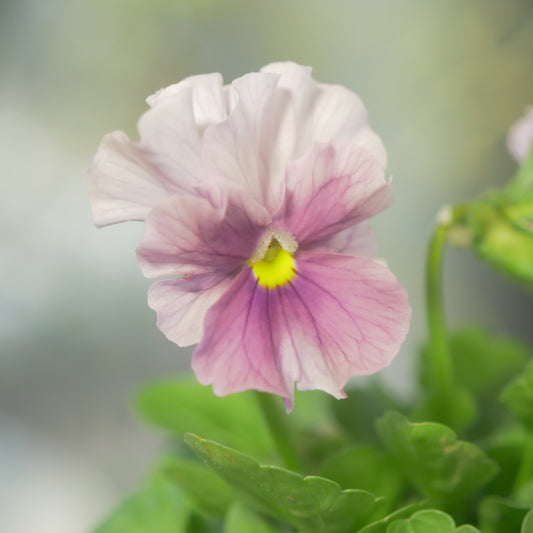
[201,71,289,212]
[88,131,182,227]
[282,142,392,247]
[138,87,208,190]
[261,62,387,168]
[146,72,231,132]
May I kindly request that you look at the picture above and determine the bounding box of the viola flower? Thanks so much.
[507,106,533,163]
[89,62,411,410]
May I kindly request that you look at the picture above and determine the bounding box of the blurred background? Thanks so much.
[1,0,533,531]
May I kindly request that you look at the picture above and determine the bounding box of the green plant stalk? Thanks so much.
[254,392,302,472]
[514,431,533,494]
[425,210,455,423]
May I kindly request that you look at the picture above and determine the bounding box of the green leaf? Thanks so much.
[357,501,429,533]
[376,412,498,505]
[417,327,530,435]
[415,385,476,434]
[501,362,533,426]
[386,510,480,533]
[163,458,234,518]
[448,327,529,397]
[505,145,533,201]
[137,377,274,457]
[92,474,189,533]
[224,502,280,533]
[462,197,533,291]
[483,423,527,496]
[478,495,530,533]
[319,445,404,511]
[329,384,407,446]
[522,507,533,533]
[185,433,381,533]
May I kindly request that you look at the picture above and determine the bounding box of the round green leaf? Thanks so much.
[387,510,480,533]
[376,412,498,504]
[522,507,533,533]
[92,474,189,533]
[185,433,381,533]
[224,502,280,533]
[501,362,533,426]
[137,377,274,457]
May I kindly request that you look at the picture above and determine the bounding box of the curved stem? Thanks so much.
[425,207,458,424]
[254,392,302,472]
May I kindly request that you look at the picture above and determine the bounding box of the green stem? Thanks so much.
[514,431,533,494]
[254,392,302,472]
[425,208,456,421]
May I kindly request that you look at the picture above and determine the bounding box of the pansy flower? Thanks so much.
[89,62,411,410]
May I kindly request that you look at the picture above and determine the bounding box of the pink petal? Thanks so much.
[192,251,410,410]
[136,191,271,279]
[88,131,182,227]
[191,268,291,401]
[282,143,391,247]
[307,223,377,257]
[147,275,233,347]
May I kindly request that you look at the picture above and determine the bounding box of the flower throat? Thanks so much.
[249,238,296,289]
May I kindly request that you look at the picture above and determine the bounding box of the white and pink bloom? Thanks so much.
[507,106,533,164]
[89,62,411,410]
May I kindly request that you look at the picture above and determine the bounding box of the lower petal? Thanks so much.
[274,252,411,399]
[191,251,410,410]
[191,269,291,401]
[148,275,233,347]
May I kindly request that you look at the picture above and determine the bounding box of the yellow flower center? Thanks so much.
[249,240,296,289]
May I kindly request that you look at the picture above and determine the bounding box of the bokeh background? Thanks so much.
[1,1,533,531]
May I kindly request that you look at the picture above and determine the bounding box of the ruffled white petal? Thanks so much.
[201,72,289,212]
[88,131,181,227]
[138,87,208,189]
[261,62,387,168]
[147,73,230,132]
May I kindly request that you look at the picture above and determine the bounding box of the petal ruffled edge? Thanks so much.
[88,131,178,227]
[262,62,387,168]
[146,72,231,132]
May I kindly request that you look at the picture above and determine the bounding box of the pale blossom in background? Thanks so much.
[88,62,411,410]
[507,106,533,164]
